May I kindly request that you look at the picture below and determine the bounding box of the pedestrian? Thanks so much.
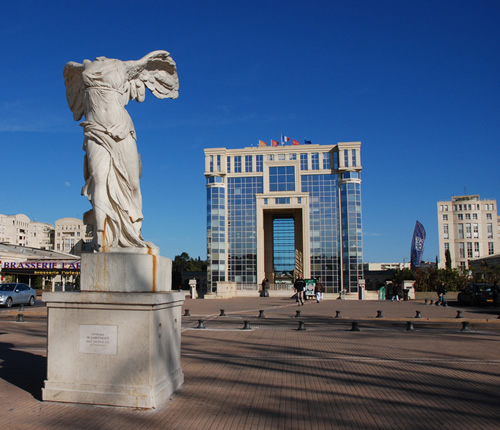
[294,274,305,305]
[315,278,324,303]
[391,283,399,302]
[261,278,269,297]
[437,282,447,306]
[260,278,269,297]
[493,282,500,309]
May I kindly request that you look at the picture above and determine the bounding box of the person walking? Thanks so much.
[261,278,270,297]
[391,282,399,302]
[437,282,447,306]
[294,274,305,305]
[492,282,500,309]
[315,278,324,303]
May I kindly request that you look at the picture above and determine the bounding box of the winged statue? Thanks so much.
[63,51,179,253]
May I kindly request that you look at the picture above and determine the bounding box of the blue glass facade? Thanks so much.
[301,174,340,290]
[206,184,225,288]
[227,176,263,284]
[341,180,363,291]
[205,143,363,293]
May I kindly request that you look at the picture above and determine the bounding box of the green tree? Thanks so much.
[172,252,207,289]
[445,249,452,270]
[392,268,414,285]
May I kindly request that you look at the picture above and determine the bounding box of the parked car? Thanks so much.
[457,283,494,306]
[0,283,37,308]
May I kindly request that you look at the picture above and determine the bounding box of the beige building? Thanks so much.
[437,195,500,269]
[0,214,92,255]
[55,217,92,254]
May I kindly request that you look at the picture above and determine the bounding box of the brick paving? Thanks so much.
[0,297,500,429]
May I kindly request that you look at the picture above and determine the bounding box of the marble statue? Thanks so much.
[64,51,179,252]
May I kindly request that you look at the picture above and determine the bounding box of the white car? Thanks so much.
[0,283,37,308]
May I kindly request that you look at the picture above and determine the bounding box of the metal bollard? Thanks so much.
[297,321,306,331]
[415,311,422,318]
[406,321,415,331]
[219,309,226,317]
[196,320,206,329]
[258,310,265,318]
[295,310,301,317]
[460,321,470,332]
[16,314,25,323]
[242,321,251,330]
[376,310,383,318]
[350,321,360,331]
[456,310,463,319]
[183,309,191,316]
[335,310,342,318]
[424,299,428,305]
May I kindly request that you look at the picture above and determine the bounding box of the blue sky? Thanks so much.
[1,0,499,263]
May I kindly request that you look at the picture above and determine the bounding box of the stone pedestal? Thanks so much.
[80,252,172,293]
[42,253,184,409]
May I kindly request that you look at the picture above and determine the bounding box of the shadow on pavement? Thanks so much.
[0,341,46,401]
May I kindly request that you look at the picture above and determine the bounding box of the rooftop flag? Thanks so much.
[259,140,267,147]
[281,135,290,144]
[304,140,312,144]
[271,139,279,147]
[410,221,426,270]
[292,139,300,145]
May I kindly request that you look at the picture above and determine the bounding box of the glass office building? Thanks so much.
[205,142,363,294]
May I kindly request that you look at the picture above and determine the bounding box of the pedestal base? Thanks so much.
[42,291,184,408]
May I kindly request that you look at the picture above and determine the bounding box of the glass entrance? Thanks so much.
[273,217,295,284]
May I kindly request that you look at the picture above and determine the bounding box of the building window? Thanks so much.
[227,157,231,173]
[352,149,357,167]
[467,242,472,258]
[487,223,493,238]
[473,223,479,238]
[300,153,308,170]
[217,155,221,172]
[267,154,274,161]
[209,155,214,172]
[458,224,464,239]
[459,243,465,259]
[275,198,290,204]
[474,242,480,258]
[444,242,449,251]
[443,214,448,221]
[443,224,449,239]
[311,153,319,170]
[333,152,338,169]
[278,154,286,161]
[323,152,330,170]
[256,155,263,172]
[487,213,492,220]
[245,155,252,172]
[289,153,297,160]
[458,214,463,220]
[344,150,349,167]
[473,213,478,220]
[488,242,494,255]
[234,156,242,173]
[465,223,471,238]
[269,166,295,192]
[465,213,471,220]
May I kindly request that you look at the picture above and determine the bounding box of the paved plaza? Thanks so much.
[1,296,500,429]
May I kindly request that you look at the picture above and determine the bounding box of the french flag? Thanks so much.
[281,135,290,144]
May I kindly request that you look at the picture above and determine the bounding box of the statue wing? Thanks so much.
[126,50,179,103]
[63,61,85,121]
